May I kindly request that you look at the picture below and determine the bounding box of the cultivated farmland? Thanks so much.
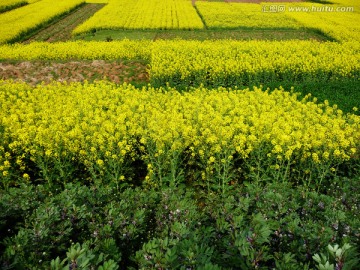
[0,0,84,43]
[0,0,359,269]
[195,2,302,29]
[73,0,204,33]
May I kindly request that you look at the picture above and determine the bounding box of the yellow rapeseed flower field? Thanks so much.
[73,0,203,34]
[150,40,360,86]
[0,0,26,11]
[0,40,152,60]
[0,0,84,44]
[284,2,360,42]
[195,1,359,42]
[85,0,108,3]
[195,2,302,29]
[0,40,358,88]
[326,0,360,9]
[0,81,359,188]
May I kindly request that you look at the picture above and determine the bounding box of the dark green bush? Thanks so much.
[1,178,359,269]
[1,184,159,269]
[134,187,219,269]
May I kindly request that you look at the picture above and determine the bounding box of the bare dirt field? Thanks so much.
[0,60,148,86]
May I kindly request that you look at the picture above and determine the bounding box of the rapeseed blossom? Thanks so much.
[0,81,359,188]
[150,40,359,87]
[0,40,152,61]
[196,2,301,29]
[0,0,84,44]
[73,0,203,34]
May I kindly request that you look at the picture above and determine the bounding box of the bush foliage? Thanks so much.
[1,179,359,269]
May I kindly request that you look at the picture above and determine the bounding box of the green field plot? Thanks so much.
[73,28,329,42]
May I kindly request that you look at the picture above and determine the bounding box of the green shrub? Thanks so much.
[1,179,359,269]
[134,187,219,269]
[1,184,158,269]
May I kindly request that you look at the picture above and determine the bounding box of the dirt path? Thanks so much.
[24,3,105,43]
[0,60,149,86]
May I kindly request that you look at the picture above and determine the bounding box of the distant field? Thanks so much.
[1,0,356,43]
[195,2,302,29]
[73,0,204,34]
[0,0,84,44]
[285,2,360,42]
[0,1,359,269]
[23,3,105,43]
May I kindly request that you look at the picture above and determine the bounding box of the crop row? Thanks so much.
[0,0,84,44]
[195,2,302,29]
[0,40,152,60]
[194,1,360,42]
[0,0,27,14]
[285,2,360,42]
[150,40,360,87]
[72,0,359,42]
[0,81,359,190]
[0,0,357,42]
[73,0,203,34]
[1,40,359,86]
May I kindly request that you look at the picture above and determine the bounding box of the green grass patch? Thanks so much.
[73,28,330,41]
[157,28,329,41]
[264,79,360,115]
[74,29,157,41]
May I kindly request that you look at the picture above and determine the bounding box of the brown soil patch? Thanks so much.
[0,60,149,86]
[24,3,105,43]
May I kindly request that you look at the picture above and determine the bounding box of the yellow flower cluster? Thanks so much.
[195,2,301,29]
[0,0,26,12]
[150,40,360,86]
[1,0,25,5]
[85,0,108,3]
[331,0,359,4]
[0,40,152,60]
[285,2,360,42]
[0,39,358,88]
[0,81,359,187]
[0,0,84,44]
[73,0,203,34]
[194,1,359,42]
